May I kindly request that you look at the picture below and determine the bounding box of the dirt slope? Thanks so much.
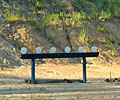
[0,0,120,67]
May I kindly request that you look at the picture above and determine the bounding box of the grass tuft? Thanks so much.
[79,26,88,43]
[6,13,26,23]
[109,33,115,43]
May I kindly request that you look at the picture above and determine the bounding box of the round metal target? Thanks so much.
[78,46,84,53]
[64,46,71,53]
[50,47,56,53]
[36,47,42,54]
[21,47,27,54]
[91,46,97,52]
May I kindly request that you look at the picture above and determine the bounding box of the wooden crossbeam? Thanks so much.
[21,52,99,59]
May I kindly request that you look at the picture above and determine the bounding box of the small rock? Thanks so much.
[0,67,4,70]
[64,79,72,83]
[114,78,118,80]
[104,79,111,82]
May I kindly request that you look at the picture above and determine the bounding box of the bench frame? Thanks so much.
[21,52,99,84]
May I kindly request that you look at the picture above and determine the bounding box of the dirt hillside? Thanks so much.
[0,0,120,67]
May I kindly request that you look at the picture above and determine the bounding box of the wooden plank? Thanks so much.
[21,52,99,59]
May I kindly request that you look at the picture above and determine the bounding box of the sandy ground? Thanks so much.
[0,63,120,100]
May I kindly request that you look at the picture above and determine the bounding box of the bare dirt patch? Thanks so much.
[0,64,120,100]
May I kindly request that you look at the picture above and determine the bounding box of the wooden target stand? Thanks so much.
[21,52,99,84]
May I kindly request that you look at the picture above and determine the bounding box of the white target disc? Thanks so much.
[36,47,42,54]
[91,46,97,52]
[21,47,27,54]
[50,47,56,53]
[78,46,84,53]
[65,46,71,53]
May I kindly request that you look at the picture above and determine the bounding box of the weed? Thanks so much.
[34,24,43,31]
[79,26,88,43]
[118,39,120,45]
[97,25,104,32]
[71,21,75,27]
[99,10,111,21]
[25,25,31,29]
[101,37,106,44]
[29,95,35,99]
[111,47,116,56]
[31,6,36,11]
[35,0,41,10]
[71,12,82,25]
[31,18,37,25]
[22,14,26,21]
[81,10,86,20]
[59,12,65,19]
[48,32,55,42]
[44,13,59,25]
[104,43,111,50]
[22,96,25,99]
[92,6,99,19]
[109,33,115,43]
[86,16,91,20]
[6,13,25,23]
[90,38,96,43]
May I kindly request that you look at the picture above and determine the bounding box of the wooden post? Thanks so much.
[83,57,87,83]
[31,59,35,84]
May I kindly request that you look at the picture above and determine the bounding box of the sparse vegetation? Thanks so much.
[104,43,111,50]
[31,18,37,25]
[0,0,120,66]
[44,13,59,26]
[109,33,115,43]
[79,26,88,43]
[118,39,120,45]
[97,25,104,32]
[48,32,55,42]
[100,37,106,44]
[34,24,43,31]
[111,46,116,56]
[98,10,111,21]
[90,38,96,43]
[6,13,26,23]
[35,0,41,10]
[104,42,116,56]
[92,7,99,19]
